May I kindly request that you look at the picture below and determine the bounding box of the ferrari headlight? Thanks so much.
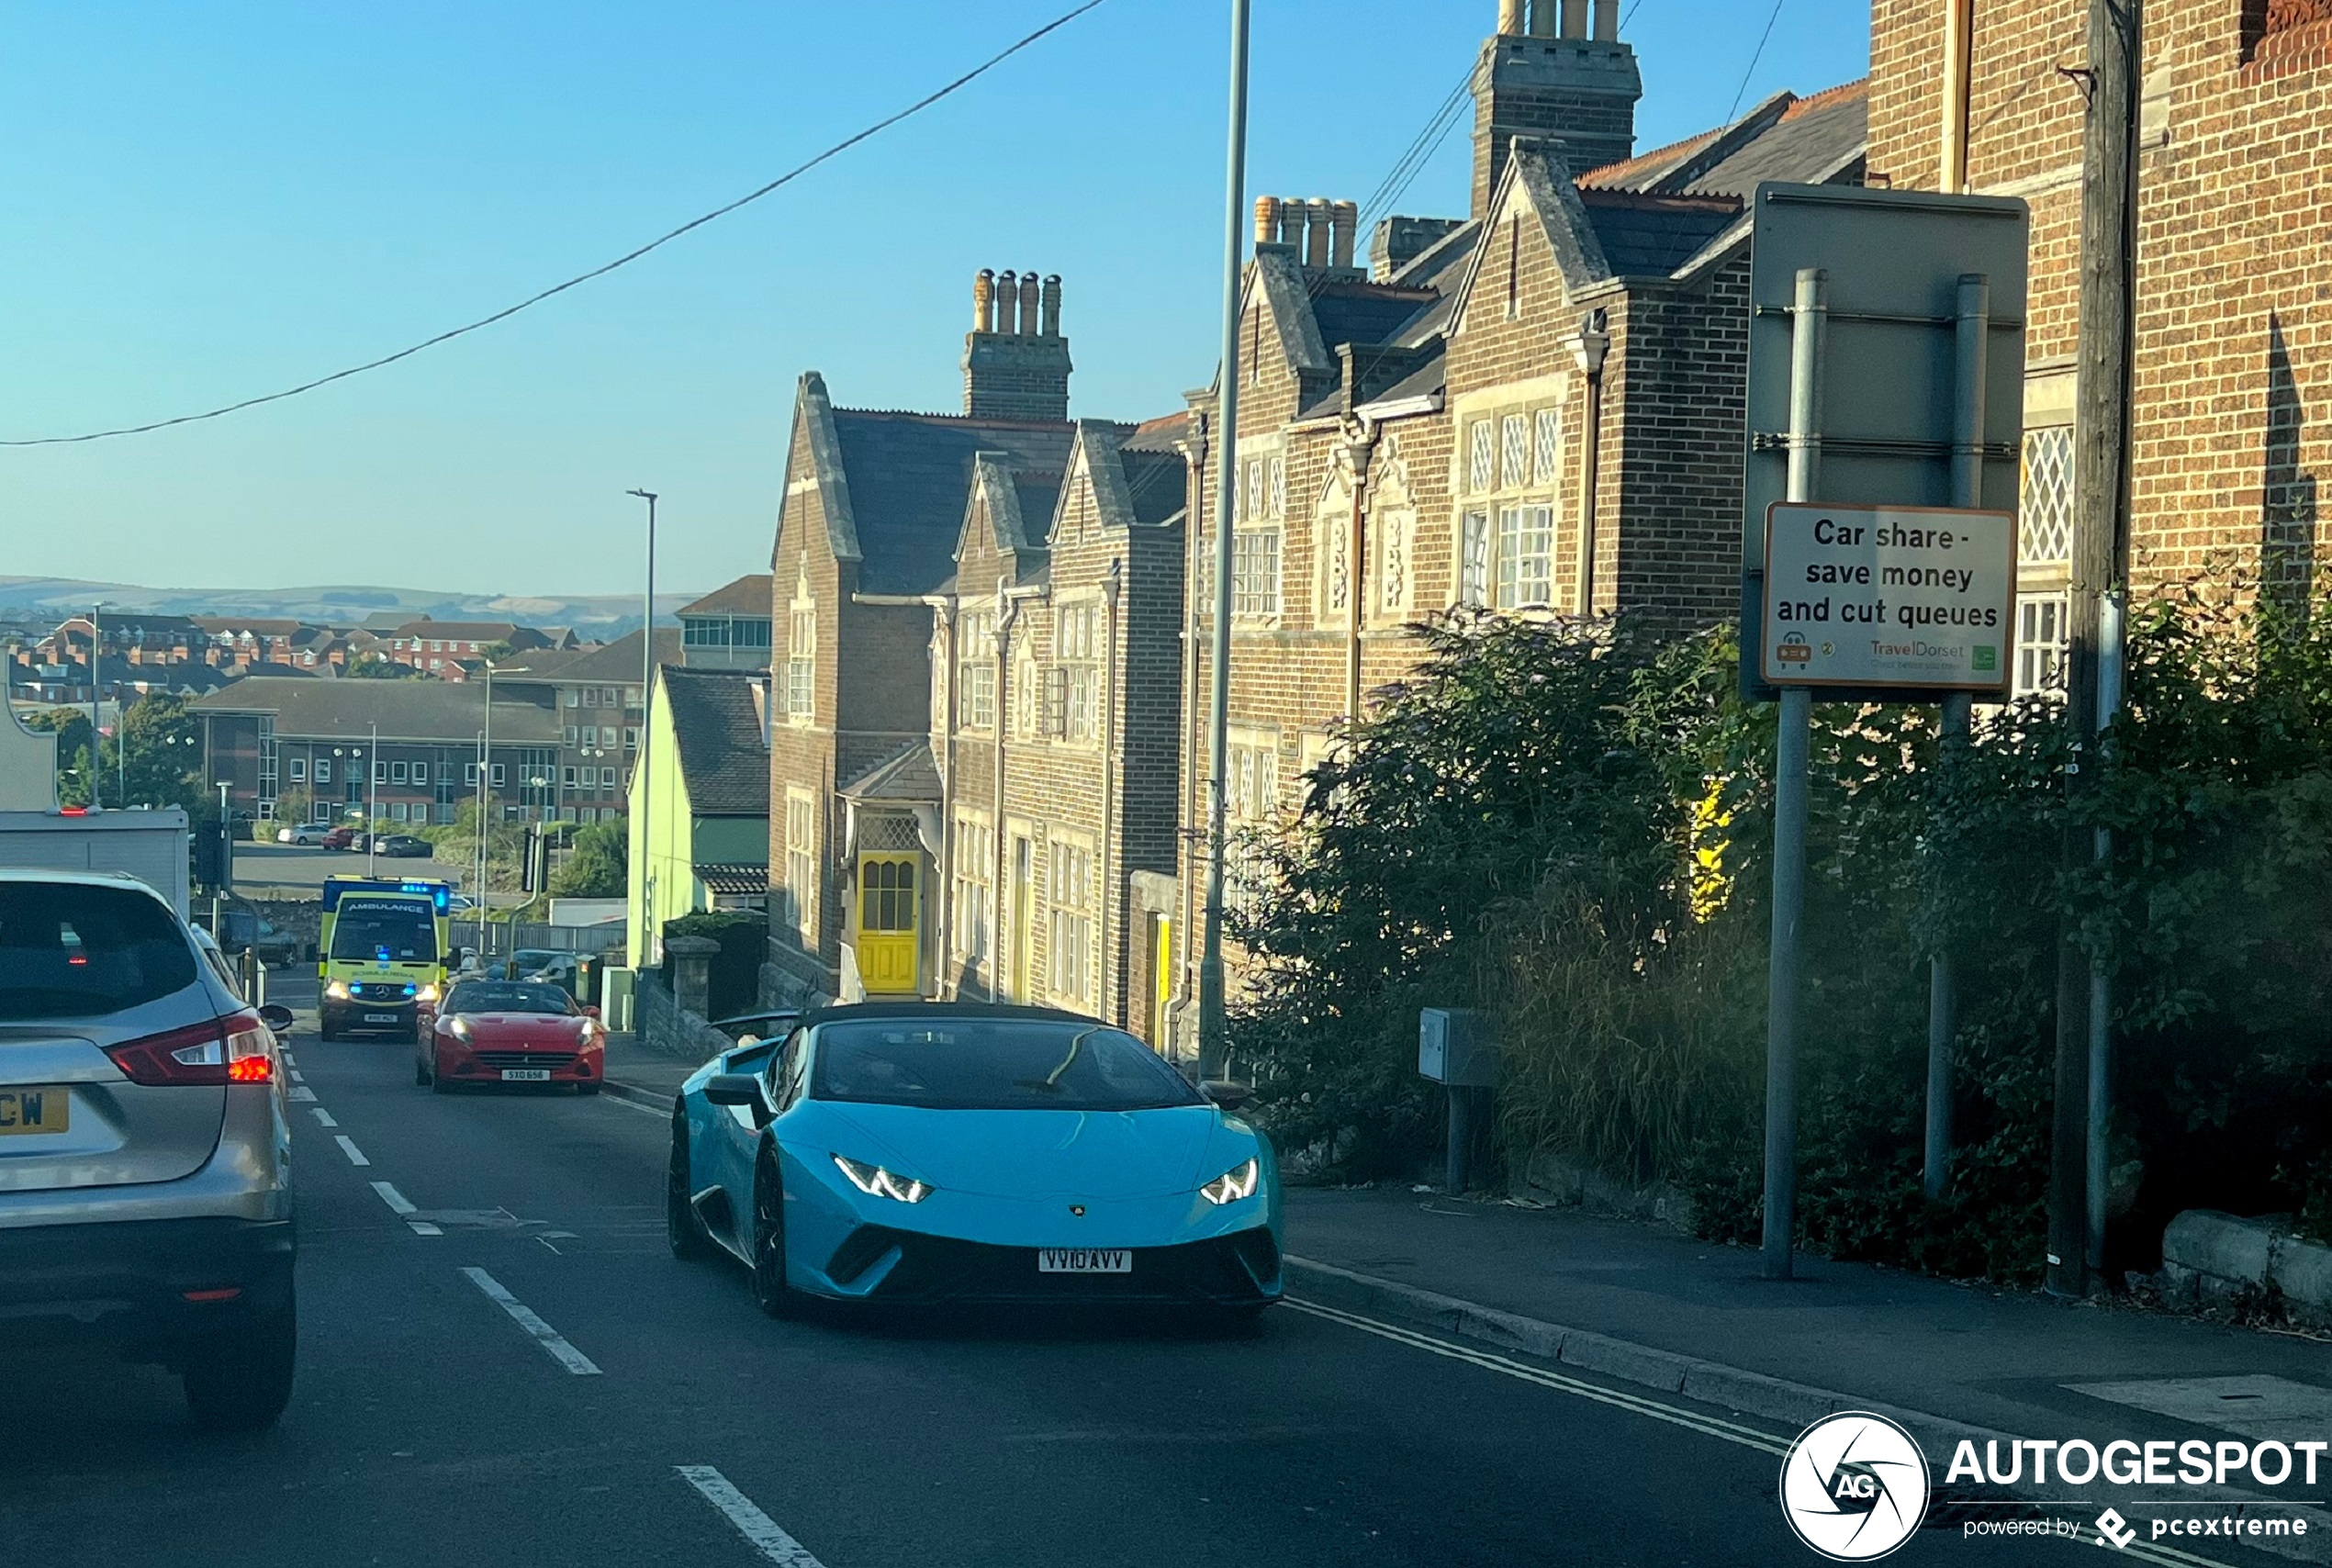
[447,1016,473,1041]
[324,981,350,1001]
[1199,1158,1261,1206]
[832,1154,933,1204]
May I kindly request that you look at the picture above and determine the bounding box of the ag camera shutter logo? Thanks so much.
[1779,1412,1931,1561]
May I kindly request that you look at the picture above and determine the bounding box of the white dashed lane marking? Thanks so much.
[369,1181,415,1214]
[676,1466,826,1567]
[309,1107,337,1127]
[333,1135,369,1167]
[460,1267,600,1376]
[287,1086,316,1103]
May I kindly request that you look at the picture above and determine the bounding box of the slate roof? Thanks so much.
[677,576,773,619]
[514,628,682,687]
[827,411,1080,596]
[1682,81,1867,198]
[695,863,770,895]
[191,676,561,744]
[1119,450,1189,527]
[835,742,943,803]
[1578,191,1744,276]
[661,666,769,817]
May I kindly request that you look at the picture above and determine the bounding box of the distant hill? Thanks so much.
[0,577,704,640]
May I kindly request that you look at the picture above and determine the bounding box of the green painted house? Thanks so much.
[628,665,770,969]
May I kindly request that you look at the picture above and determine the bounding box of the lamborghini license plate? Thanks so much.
[1037,1249,1130,1273]
[500,1069,552,1082]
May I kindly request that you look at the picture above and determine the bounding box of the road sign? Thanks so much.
[1741,184,2029,703]
[1759,502,2015,693]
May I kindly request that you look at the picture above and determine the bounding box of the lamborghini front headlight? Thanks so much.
[832,1154,934,1204]
[1199,1158,1261,1206]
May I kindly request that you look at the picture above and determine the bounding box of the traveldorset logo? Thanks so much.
[1779,1412,1933,1561]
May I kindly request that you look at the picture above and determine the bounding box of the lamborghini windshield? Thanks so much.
[811,1020,1201,1112]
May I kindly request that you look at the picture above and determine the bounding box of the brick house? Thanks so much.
[1868,0,2332,691]
[932,415,1189,1038]
[761,273,1084,1005]
[1172,0,1867,1036]
[497,628,681,823]
[380,620,551,678]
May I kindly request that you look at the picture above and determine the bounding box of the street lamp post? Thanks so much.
[474,663,530,934]
[89,602,104,810]
[365,722,380,876]
[626,489,658,967]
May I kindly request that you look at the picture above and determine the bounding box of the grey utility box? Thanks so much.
[1419,1008,1498,1088]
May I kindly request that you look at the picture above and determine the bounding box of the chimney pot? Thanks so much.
[995,270,1020,335]
[1497,0,1525,34]
[1040,274,1062,338]
[1330,201,1359,270]
[973,269,996,333]
[1305,198,1334,268]
[1528,0,1557,35]
[1559,0,1586,37]
[1279,198,1306,249]
[1019,272,1042,335]
[1254,196,1283,246]
[1592,0,1618,39]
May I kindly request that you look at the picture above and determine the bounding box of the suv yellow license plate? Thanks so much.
[0,1088,70,1136]
[1037,1249,1130,1273]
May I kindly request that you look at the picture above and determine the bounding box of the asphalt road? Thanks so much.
[0,976,2269,1568]
[233,841,466,895]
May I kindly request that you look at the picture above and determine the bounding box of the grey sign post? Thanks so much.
[1743,184,2028,1281]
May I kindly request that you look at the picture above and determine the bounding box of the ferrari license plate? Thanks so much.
[0,1087,69,1136]
[364,1013,402,1024]
[1037,1249,1130,1274]
[500,1069,553,1082]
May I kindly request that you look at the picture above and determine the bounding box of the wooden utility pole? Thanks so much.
[2049,0,2141,1298]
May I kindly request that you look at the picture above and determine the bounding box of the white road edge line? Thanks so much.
[309,1107,338,1127]
[597,1091,665,1117]
[368,1180,416,1215]
[459,1266,600,1376]
[333,1135,369,1167]
[676,1465,826,1568]
[1285,1299,2236,1568]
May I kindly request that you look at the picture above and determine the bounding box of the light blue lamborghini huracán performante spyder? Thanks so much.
[664,1003,1284,1319]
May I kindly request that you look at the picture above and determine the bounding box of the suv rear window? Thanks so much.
[0,881,199,1022]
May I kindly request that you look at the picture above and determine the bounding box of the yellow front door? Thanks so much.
[858,854,920,994]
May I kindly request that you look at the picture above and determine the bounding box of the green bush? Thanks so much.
[1231,587,2332,1283]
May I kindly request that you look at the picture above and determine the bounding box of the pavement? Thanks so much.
[8,985,2314,1568]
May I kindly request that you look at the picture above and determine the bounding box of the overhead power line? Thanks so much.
[3,0,1111,448]
[1727,0,1788,124]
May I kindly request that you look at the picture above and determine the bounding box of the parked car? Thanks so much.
[218,911,297,969]
[320,826,357,851]
[0,868,299,1431]
[419,980,603,1093]
[666,1002,1280,1321]
[274,823,331,846]
[494,948,562,981]
[376,834,432,858]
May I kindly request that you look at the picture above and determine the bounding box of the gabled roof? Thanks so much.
[1576,80,1868,201]
[796,369,1082,597]
[515,628,682,686]
[1578,190,1743,276]
[953,454,1056,589]
[661,666,769,817]
[678,575,773,620]
[1050,420,1186,543]
[836,742,942,804]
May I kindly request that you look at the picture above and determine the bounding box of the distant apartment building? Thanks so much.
[497,629,680,824]
[1868,0,2332,694]
[192,678,563,828]
[379,620,551,678]
[678,577,775,671]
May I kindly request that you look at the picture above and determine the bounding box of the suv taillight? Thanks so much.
[106,1012,274,1086]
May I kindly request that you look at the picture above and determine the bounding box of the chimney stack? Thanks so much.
[1255,196,1283,246]
[1330,201,1359,270]
[1470,0,1642,215]
[963,267,1073,421]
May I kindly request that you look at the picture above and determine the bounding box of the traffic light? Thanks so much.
[193,819,229,888]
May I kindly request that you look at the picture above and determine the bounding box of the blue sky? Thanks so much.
[0,0,1868,597]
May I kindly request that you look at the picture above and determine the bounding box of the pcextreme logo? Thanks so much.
[1778,1412,1933,1561]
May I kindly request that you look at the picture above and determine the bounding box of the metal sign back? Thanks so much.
[1741,183,2030,703]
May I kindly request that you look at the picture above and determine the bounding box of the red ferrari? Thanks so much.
[418,980,604,1094]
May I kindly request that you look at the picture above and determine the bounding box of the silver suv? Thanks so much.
[0,869,298,1431]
